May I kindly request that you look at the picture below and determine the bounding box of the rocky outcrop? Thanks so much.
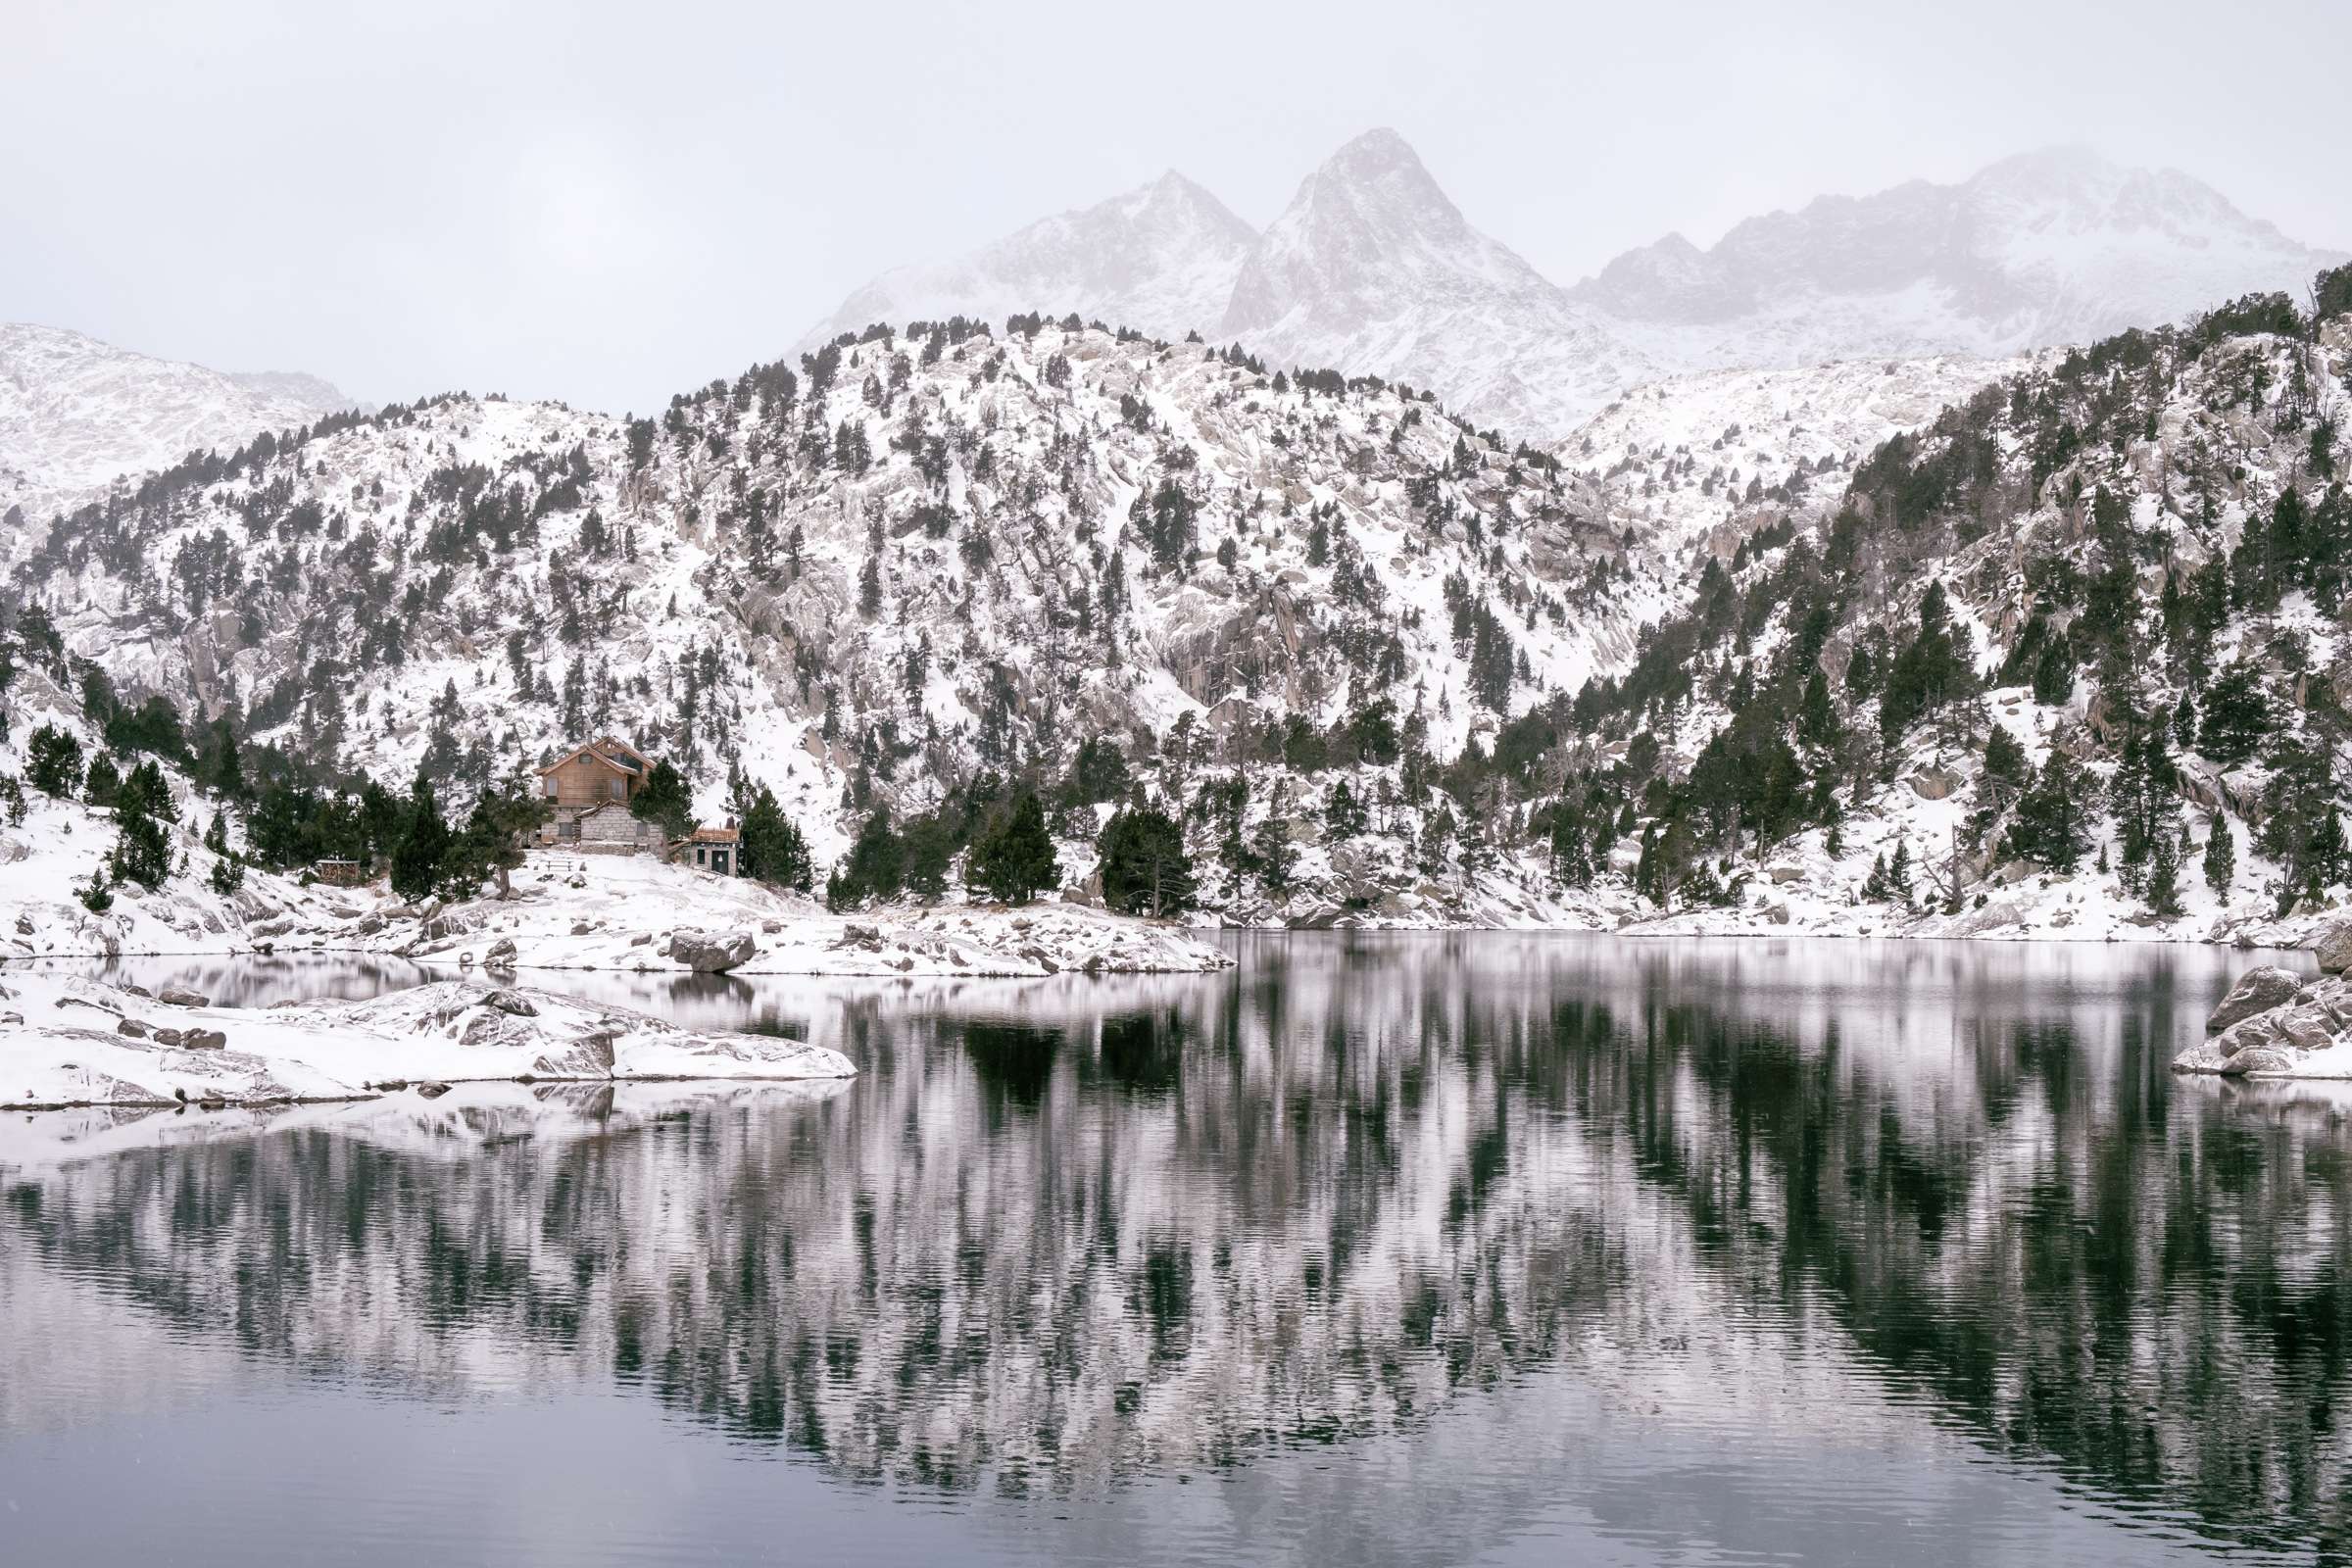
[2315,922,2352,976]
[2205,966,2306,1033]
[2175,967,2352,1077]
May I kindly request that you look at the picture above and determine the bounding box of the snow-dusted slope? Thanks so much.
[1577,147,2347,370]
[1561,351,2048,568]
[0,322,367,532]
[800,172,1257,350]
[15,321,1641,886]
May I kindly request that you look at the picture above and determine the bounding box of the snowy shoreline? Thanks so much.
[0,969,856,1113]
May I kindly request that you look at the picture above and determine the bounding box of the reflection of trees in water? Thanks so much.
[4,936,2348,1548]
[1606,973,2352,1559]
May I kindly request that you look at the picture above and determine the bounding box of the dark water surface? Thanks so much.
[4,935,2349,1566]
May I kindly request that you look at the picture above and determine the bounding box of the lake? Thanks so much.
[3,934,2346,1566]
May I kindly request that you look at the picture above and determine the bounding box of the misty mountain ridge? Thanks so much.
[0,322,368,533]
[808,133,2344,438]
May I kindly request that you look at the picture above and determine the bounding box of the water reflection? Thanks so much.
[3,936,2347,1561]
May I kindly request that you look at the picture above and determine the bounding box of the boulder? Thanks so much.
[2316,923,2352,976]
[2275,1004,2341,1054]
[416,1081,451,1100]
[480,988,538,1017]
[1908,767,1960,802]
[2172,1037,2234,1073]
[2222,1045,2299,1077]
[483,937,518,970]
[156,985,209,1008]
[181,1028,228,1052]
[115,1017,150,1038]
[2207,966,2305,1033]
[669,928,757,973]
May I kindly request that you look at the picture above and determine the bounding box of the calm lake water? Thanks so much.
[4,934,2348,1566]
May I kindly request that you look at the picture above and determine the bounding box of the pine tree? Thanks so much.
[739,784,813,892]
[1324,779,1368,841]
[968,791,1059,905]
[204,812,246,896]
[2007,755,2089,872]
[1250,815,1298,898]
[25,724,83,797]
[463,779,554,899]
[390,780,450,903]
[1887,841,1914,906]
[1097,807,1196,916]
[83,752,122,808]
[2146,827,2183,916]
[630,760,695,839]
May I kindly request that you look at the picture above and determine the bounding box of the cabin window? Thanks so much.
[542,777,557,797]
[611,778,626,800]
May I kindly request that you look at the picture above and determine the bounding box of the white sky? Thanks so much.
[6,0,2347,416]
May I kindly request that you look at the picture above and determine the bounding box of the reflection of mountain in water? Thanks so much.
[3,937,2347,1551]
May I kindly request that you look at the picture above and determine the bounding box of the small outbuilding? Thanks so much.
[682,823,742,877]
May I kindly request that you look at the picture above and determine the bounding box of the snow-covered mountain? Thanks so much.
[1574,146,2347,370]
[1217,128,1652,440]
[808,137,2343,441]
[800,172,1257,351]
[0,322,368,533]
[11,319,1648,914]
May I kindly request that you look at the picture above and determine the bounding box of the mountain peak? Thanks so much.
[1320,126,1425,176]
[799,171,1256,348]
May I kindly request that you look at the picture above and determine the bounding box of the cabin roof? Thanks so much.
[538,738,648,777]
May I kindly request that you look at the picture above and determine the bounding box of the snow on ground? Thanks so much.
[0,1078,849,1171]
[0,968,855,1111]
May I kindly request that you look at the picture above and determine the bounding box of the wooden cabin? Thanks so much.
[537,737,659,849]
[538,736,652,808]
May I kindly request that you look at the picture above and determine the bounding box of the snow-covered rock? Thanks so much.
[2205,965,2306,1033]
[666,927,756,972]
[2174,970,2352,1078]
[0,971,856,1110]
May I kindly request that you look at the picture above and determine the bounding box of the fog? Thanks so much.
[5,0,2346,413]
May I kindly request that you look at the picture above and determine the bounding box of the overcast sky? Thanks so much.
[7,0,2348,415]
